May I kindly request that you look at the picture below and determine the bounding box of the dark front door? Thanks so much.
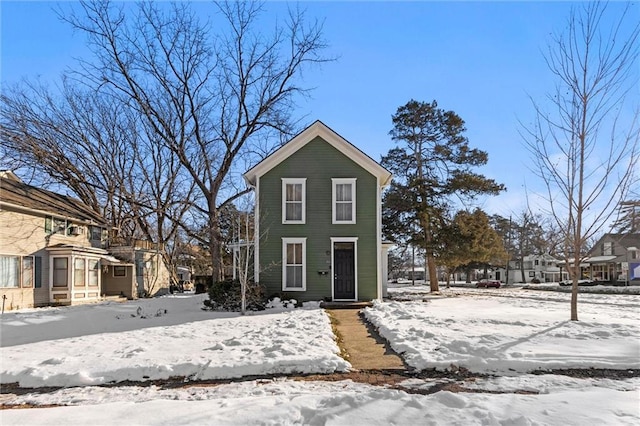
[334,242,355,300]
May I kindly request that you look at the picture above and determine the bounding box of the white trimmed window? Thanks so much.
[74,258,86,287]
[0,255,20,288]
[89,259,99,287]
[0,255,38,288]
[282,178,306,224]
[332,178,356,224]
[282,238,306,291]
[53,257,68,287]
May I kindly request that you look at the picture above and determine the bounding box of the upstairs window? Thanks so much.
[45,217,68,235]
[332,178,356,224]
[90,226,107,242]
[603,242,614,256]
[45,216,76,236]
[282,178,306,224]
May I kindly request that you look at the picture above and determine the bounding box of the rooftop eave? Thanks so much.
[243,120,392,187]
[0,200,109,227]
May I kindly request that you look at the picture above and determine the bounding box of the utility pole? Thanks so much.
[505,215,512,285]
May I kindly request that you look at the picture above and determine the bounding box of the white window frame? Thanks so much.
[52,256,69,288]
[88,259,99,287]
[332,178,356,224]
[282,178,306,224]
[74,257,86,288]
[282,237,306,291]
[0,255,20,288]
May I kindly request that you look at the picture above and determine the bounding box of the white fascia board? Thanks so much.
[243,121,392,187]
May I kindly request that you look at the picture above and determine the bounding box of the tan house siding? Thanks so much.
[0,287,34,311]
[108,247,170,297]
[0,207,94,253]
[103,265,137,298]
[1,208,55,309]
[0,196,129,310]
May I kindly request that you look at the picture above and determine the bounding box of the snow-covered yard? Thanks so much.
[1,295,346,388]
[367,287,640,373]
[1,288,638,425]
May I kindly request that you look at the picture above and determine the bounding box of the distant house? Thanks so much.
[506,254,565,283]
[243,121,392,302]
[0,171,136,310]
[582,233,640,284]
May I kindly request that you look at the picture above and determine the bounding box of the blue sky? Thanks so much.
[2,1,638,218]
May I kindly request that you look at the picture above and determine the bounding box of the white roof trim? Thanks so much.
[243,120,392,187]
[100,255,123,265]
[46,245,110,255]
[584,255,618,263]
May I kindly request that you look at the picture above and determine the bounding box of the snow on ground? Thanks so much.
[1,288,639,425]
[367,286,640,373]
[0,294,348,387]
[2,377,639,426]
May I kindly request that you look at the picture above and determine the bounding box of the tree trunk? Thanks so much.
[571,280,578,321]
[427,254,439,292]
[208,207,223,282]
[424,215,439,292]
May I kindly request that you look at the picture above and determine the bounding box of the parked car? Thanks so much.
[476,279,501,288]
[559,279,594,286]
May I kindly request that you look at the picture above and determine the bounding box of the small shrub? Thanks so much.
[203,278,267,311]
[531,278,541,284]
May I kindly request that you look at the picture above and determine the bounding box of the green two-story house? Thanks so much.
[243,121,392,302]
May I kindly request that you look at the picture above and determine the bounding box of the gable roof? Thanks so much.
[0,173,108,226]
[590,233,640,252]
[243,120,392,187]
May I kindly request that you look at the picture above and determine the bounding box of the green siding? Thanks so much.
[257,136,379,301]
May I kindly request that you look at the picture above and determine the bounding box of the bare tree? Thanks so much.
[62,0,329,281]
[1,78,196,289]
[523,2,639,320]
[612,199,640,233]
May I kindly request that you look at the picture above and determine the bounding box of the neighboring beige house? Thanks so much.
[108,239,171,297]
[0,171,136,311]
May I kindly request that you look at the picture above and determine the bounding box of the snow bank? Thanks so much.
[1,307,349,387]
[2,378,638,426]
[364,292,640,373]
